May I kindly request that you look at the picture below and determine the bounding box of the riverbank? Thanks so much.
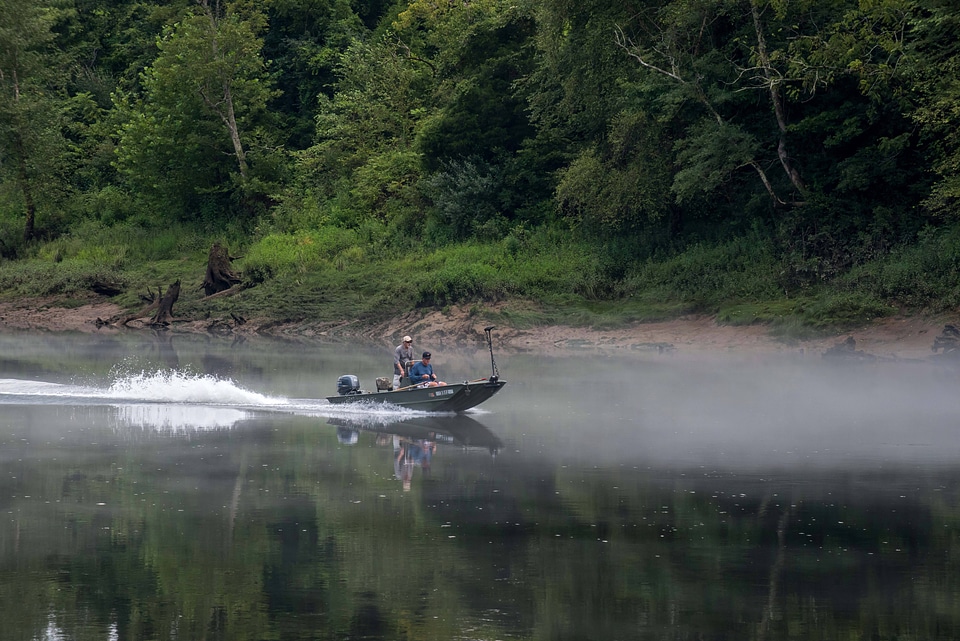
[0,295,953,361]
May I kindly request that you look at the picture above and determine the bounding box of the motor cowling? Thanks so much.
[337,374,361,395]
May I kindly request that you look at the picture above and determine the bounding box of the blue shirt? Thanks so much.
[409,361,434,384]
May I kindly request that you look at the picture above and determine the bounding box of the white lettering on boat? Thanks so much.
[429,389,455,397]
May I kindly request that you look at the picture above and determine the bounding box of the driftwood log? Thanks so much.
[97,280,181,327]
[151,279,180,325]
[92,243,244,330]
[202,243,241,296]
[822,336,875,362]
[932,324,960,355]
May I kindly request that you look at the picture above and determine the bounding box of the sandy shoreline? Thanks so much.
[0,296,954,361]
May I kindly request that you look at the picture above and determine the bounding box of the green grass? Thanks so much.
[0,259,124,298]
[838,225,960,311]
[716,300,803,326]
[3,218,959,335]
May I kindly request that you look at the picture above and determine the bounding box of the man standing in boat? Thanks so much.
[409,351,446,387]
[393,335,416,389]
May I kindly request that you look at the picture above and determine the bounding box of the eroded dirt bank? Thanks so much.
[1,296,955,361]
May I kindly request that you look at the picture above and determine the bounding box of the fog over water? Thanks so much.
[2,331,959,640]
[4,333,956,468]
[483,349,960,469]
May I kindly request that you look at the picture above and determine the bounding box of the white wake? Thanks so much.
[0,370,426,432]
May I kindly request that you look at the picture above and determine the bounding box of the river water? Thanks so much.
[1,331,959,640]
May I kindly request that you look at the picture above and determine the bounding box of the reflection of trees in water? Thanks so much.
[151,328,179,369]
[478,467,959,640]
[6,418,960,640]
[759,499,792,640]
[146,332,263,381]
[202,353,235,376]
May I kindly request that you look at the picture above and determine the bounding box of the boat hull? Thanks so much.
[326,379,505,413]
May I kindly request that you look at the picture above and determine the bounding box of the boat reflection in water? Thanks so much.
[327,414,503,491]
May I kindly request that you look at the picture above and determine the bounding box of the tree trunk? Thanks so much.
[222,83,248,180]
[9,68,37,242]
[16,132,37,242]
[152,280,181,325]
[751,2,808,196]
[200,0,249,181]
[202,243,242,296]
[615,15,808,208]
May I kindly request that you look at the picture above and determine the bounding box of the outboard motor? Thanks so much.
[336,374,361,396]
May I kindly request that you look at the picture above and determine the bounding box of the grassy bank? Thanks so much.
[3,219,960,337]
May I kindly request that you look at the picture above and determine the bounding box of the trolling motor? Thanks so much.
[484,325,500,384]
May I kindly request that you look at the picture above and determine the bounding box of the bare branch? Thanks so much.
[750,1,807,194]
[394,37,437,77]
[616,9,807,208]
[614,25,684,83]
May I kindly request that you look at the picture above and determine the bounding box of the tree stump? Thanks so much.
[152,280,181,325]
[822,336,875,362]
[202,243,241,296]
[932,324,960,355]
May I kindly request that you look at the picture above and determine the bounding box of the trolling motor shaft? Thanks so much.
[484,325,500,384]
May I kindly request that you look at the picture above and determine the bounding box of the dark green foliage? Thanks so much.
[910,3,960,215]
[556,109,672,239]
[111,0,281,222]
[4,0,960,332]
[415,12,536,171]
[672,120,761,204]
[421,157,506,241]
[262,0,367,149]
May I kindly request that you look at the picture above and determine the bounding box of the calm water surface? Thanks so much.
[1,331,959,640]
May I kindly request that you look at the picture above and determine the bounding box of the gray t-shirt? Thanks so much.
[394,344,415,375]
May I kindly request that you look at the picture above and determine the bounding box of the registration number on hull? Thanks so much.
[429,389,454,397]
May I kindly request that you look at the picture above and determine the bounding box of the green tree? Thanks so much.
[113,0,278,217]
[556,110,672,237]
[525,0,644,144]
[905,2,960,216]
[765,0,934,265]
[0,0,72,242]
[412,9,536,173]
[288,34,430,231]
[262,0,367,150]
[609,0,929,272]
[614,0,809,207]
[393,0,557,235]
[524,0,674,240]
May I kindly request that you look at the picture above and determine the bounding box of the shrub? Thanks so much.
[421,157,505,240]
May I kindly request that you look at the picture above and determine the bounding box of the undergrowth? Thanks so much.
[2,218,958,334]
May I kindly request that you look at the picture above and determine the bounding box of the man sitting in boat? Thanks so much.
[409,352,446,388]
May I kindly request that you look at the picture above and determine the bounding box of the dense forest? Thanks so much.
[2,0,960,331]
